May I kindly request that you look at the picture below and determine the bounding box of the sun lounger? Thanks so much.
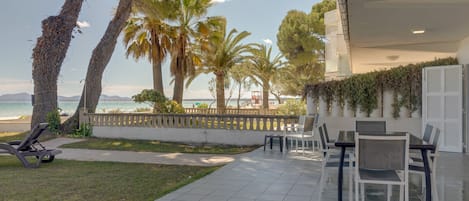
[0,123,62,168]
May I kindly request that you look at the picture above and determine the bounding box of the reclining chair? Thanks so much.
[0,123,62,168]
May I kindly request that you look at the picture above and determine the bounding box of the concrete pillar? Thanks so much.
[306,95,317,115]
[331,100,342,117]
[319,97,328,117]
[382,90,394,118]
[343,101,354,117]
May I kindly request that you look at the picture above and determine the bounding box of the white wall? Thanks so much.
[93,127,274,145]
[457,36,469,64]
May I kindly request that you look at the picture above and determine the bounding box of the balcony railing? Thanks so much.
[84,113,297,132]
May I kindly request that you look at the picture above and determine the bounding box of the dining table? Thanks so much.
[334,130,436,201]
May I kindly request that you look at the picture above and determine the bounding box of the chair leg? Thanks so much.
[349,160,353,201]
[264,136,267,151]
[355,180,359,201]
[270,137,273,150]
[387,184,392,201]
[279,137,283,152]
[399,185,404,201]
[360,183,365,201]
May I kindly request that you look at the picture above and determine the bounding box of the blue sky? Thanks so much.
[0,0,319,98]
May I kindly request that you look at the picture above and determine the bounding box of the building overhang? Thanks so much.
[338,0,469,73]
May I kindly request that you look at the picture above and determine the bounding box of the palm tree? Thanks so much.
[188,19,251,112]
[230,63,253,110]
[123,14,173,96]
[168,0,219,104]
[247,44,285,109]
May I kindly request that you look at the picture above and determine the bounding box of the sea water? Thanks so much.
[0,100,245,119]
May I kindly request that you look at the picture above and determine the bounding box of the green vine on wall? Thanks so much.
[305,57,459,118]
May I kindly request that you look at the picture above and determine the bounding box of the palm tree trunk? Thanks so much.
[262,82,270,109]
[215,72,226,113]
[172,69,184,104]
[62,0,132,133]
[237,82,242,110]
[31,0,83,129]
[152,61,164,96]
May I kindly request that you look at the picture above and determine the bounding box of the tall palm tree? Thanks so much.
[123,14,174,96]
[169,0,219,104]
[188,19,251,112]
[247,44,285,109]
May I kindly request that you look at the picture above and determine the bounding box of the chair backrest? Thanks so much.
[356,121,386,134]
[17,123,49,151]
[355,133,409,171]
[303,116,315,132]
[322,123,331,143]
[318,125,328,152]
[430,127,441,154]
[422,124,434,143]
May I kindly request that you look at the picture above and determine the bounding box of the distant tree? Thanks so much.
[169,0,220,104]
[132,89,184,113]
[123,10,174,96]
[62,0,133,133]
[188,18,252,112]
[31,0,84,129]
[275,0,335,96]
[247,44,285,109]
[230,63,253,109]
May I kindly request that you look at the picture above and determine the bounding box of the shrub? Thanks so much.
[132,89,185,114]
[277,99,306,116]
[197,103,209,109]
[134,107,152,113]
[46,109,61,134]
[74,123,93,137]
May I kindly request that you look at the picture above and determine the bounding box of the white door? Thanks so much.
[422,65,463,152]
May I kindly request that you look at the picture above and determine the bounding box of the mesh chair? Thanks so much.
[322,123,336,148]
[318,126,354,201]
[355,133,409,201]
[356,121,386,134]
[285,115,317,153]
[409,127,440,201]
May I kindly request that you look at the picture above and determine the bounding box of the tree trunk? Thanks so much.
[152,61,164,96]
[62,0,133,133]
[150,31,165,96]
[237,82,242,110]
[172,68,184,104]
[271,91,282,104]
[215,72,226,113]
[262,81,270,109]
[31,0,84,129]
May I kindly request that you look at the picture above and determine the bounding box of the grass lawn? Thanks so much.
[0,156,219,201]
[0,131,56,143]
[60,137,259,154]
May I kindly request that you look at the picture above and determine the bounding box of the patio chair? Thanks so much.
[409,127,440,201]
[356,120,386,134]
[318,125,354,201]
[284,114,318,153]
[0,123,62,168]
[322,123,336,148]
[355,132,409,201]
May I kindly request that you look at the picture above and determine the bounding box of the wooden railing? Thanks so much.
[183,108,278,115]
[84,113,297,132]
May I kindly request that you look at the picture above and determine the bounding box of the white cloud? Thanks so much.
[76,21,90,28]
[263,38,273,45]
[210,0,227,4]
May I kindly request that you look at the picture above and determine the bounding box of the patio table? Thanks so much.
[334,130,435,201]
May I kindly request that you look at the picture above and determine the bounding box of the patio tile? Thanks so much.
[156,148,469,201]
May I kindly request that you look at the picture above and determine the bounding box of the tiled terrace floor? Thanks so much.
[156,147,469,201]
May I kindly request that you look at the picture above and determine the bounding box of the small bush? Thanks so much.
[197,103,209,109]
[107,109,123,114]
[277,100,306,116]
[74,123,93,137]
[46,109,61,134]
